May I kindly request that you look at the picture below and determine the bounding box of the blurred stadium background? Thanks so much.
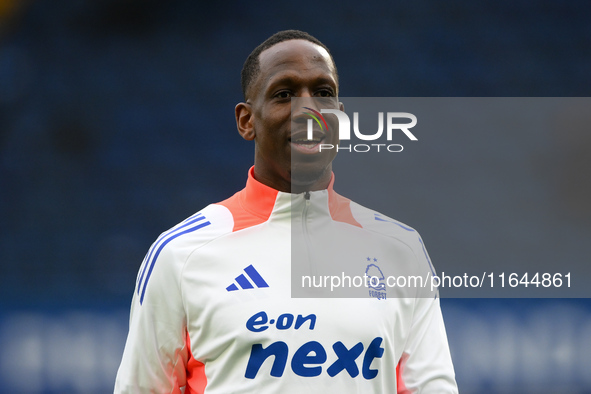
[0,0,590,392]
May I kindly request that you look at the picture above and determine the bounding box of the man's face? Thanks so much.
[239,39,341,193]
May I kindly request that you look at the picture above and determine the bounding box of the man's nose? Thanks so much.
[291,94,321,118]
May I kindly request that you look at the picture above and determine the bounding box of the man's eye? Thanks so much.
[275,91,291,99]
[316,90,334,97]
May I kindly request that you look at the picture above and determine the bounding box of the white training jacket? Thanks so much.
[115,167,458,393]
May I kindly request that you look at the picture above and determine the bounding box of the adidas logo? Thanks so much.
[226,265,269,292]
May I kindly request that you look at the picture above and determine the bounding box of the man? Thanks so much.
[115,30,458,393]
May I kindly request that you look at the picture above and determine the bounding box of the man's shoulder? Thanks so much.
[134,203,236,301]
[174,203,234,230]
[347,199,421,241]
[152,203,236,255]
[342,198,436,279]
[153,179,275,254]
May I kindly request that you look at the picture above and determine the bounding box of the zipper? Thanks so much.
[301,191,315,278]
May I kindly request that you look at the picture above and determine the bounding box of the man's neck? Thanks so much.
[252,166,333,194]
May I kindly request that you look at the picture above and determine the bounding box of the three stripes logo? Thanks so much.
[226,265,269,292]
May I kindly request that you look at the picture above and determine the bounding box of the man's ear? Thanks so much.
[235,102,255,141]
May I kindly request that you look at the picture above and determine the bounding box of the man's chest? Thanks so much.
[179,226,418,384]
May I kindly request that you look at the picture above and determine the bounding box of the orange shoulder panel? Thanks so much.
[328,191,363,228]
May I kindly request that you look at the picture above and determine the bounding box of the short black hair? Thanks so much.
[241,30,338,100]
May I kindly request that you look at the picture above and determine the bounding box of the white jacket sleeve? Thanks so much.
[397,234,458,393]
[114,238,189,393]
[397,296,458,393]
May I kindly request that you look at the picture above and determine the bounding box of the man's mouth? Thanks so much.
[289,135,325,153]
[290,137,323,145]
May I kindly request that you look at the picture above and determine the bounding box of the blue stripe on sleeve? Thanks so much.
[418,236,436,277]
[139,218,211,304]
[374,214,415,232]
[137,214,207,296]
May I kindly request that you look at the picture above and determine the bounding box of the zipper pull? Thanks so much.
[304,191,310,200]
